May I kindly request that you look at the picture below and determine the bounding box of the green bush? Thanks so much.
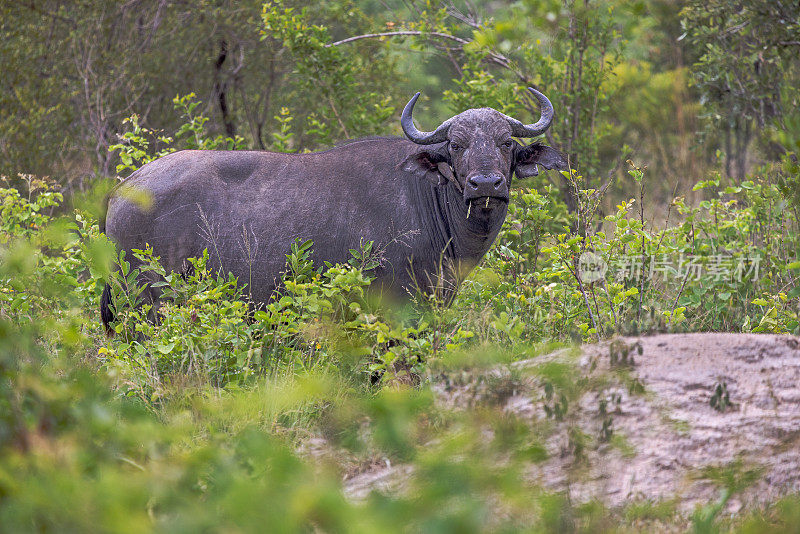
[2,133,800,533]
[453,159,800,344]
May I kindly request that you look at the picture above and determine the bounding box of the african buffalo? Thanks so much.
[100,88,567,331]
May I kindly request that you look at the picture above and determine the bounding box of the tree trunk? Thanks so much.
[214,40,236,139]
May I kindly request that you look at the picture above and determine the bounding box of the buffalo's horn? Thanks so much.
[503,87,555,138]
[401,92,454,145]
[401,87,555,144]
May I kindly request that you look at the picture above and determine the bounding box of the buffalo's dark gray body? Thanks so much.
[105,139,505,304]
[102,89,567,330]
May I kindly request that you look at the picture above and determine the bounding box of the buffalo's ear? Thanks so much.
[514,142,568,179]
[402,148,451,186]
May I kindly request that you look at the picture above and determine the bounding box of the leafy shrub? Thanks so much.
[109,93,247,175]
[102,236,482,400]
[3,139,800,533]
[455,158,800,343]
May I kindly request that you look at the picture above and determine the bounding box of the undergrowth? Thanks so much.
[2,107,800,531]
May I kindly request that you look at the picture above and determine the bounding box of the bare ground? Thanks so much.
[344,333,800,512]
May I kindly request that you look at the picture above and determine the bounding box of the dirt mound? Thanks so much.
[527,333,800,512]
[345,333,800,511]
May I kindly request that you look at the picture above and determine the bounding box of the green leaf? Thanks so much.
[157,342,176,354]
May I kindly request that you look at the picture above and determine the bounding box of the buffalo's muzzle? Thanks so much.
[465,174,509,202]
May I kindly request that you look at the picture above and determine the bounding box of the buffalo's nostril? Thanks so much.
[465,175,507,200]
[464,174,509,202]
[468,175,503,188]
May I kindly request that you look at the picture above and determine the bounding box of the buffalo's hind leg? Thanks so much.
[99,267,163,337]
[100,283,115,336]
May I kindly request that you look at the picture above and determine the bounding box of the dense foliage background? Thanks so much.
[2,0,800,531]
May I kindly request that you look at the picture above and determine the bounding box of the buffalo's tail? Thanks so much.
[99,187,116,335]
[99,192,110,234]
[100,283,114,336]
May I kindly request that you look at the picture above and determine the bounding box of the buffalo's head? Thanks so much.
[401,88,567,209]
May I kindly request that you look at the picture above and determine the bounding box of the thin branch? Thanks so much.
[326,30,469,48]
[669,263,691,329]
[327,95,349,138]
[445,2,480,29]
[326,30,529,83]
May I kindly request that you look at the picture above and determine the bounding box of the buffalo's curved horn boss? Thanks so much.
[401,87,555,145]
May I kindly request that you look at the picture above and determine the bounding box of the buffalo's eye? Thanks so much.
[450,142,463,152]
[501,139,514,148]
